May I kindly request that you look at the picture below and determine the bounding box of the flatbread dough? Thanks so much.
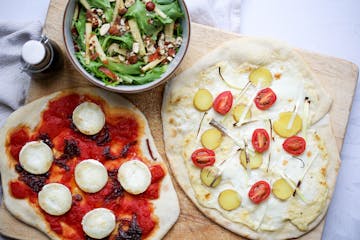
[162,38,340,239]
[0,87,179,240]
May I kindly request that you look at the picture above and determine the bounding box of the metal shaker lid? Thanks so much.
[21,40,46,65]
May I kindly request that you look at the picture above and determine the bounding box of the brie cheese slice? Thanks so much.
[117,159,151,195]
[19,141,53,174]
[82,208,116,239]
[72,102,105,135]
[38,183,72,216]
[75,159,108,193]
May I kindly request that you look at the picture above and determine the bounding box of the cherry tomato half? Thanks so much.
[248,180,271,204]
[213,91,233,115]
[283,136,306,156]
[99,67,117,80]
[254,88,277,110]
[191,148,216,168]
[251,129,270,153]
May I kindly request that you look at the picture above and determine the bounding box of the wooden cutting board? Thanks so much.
[0,0,358,239]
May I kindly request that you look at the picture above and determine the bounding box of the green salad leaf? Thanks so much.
[154,0,176,4]
[155,0,184,21]
[74,8,86,50]
[76,53,108,81]
[100,33,134,51]
[87,0,111,9]
[120,65,168,85]
[104,7,114,22]
[125,0,171,36]
[175,22,183,37]
[106,60,143,75]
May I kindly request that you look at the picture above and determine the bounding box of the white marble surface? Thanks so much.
[1,0,359,240]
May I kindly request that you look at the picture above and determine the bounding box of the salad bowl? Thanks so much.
[63,0,190,93]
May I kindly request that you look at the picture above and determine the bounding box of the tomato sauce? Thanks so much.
[7,93,164,240]
[8,127,30,161]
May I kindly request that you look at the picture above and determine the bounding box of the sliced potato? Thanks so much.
[218,189,241,211]
[273,112,302,138]
[200,166,221,187]
[239,150,263,169]
[232,104,251,122]
[272,178,293,200]
[193,89,213,111]
[249,67,273,87]
[201,128,222,150]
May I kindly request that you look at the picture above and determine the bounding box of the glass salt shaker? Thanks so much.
[21,35,63,74]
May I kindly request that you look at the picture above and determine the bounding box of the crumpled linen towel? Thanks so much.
[185,0,242,33]
[0,21,42,240]
[0,21,42,127]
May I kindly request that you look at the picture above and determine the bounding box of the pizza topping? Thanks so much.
[209,119,243,147]
[292,152,319,198]
[191,148,216,168]
[103,146,118,160]
[117,159,152,195]
[72,102,105,135]
[200,166,221,187]
[103,141,137,160]
[150,165,165,183]
[251,129,270,153]
[72,194,83,202]
[218,66,243,90]
[105,170,125,201]
[81,208,116,239]
[116,215,142,240]
[15,164,49,192]
[90,126,111,146]
[272,178,293,200]
[63,138,81,157]
[193,89,213,111]
[120,140,138,158]
[75,159,108,193]
[302,97,311,137]
[249,67,273,87]
[37,133,54,148]
[9,181,31,199]
[292,156,305,168]
[283,136,306,156]
[38,183,72,216]
[254,88,277,110]
[232,104,251,122]
[218,189,242,211]
[239,150,263,169]
[19,141,54,175]
[213,91,233,115]
[201,128,222,150]
[54,139,80,171]
[248,181,271,204]
[196,112,207,137]
[146,139,157,161]
[273,112,302,138]
[8,127,30,161]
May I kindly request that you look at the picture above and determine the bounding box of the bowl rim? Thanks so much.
[62,0,191,94]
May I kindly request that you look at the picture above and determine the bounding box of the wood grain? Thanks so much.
[0,0,358,239]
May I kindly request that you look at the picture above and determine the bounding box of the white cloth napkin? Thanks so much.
[0,21,42,127]
[0,20,42,240]
[185,0,242,33]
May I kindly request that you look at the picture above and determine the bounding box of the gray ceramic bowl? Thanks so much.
[63,0,190,93]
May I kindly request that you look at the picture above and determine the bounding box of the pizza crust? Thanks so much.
[0,87,179,240]
[161,38,340,239]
